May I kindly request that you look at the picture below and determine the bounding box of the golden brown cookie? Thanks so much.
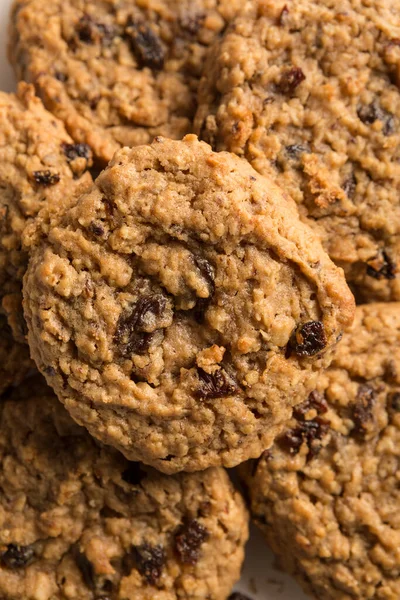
[24,135,354,473]
[195,0,400,301]
[241,303,400,600]
[0,83,92,342]
[0,376,248,599]
[9,0,241,165]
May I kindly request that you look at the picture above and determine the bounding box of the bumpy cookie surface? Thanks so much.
[24,135,354,473]
[9,0,241,165]
[195,0,400,301]
[0,376,248,599]
[241,303,400,600]
[0,83,92,342]
[0,315,33,396]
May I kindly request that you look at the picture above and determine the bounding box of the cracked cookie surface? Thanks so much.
[24,135,354,473]
[0,376,248,600]
[9,0,241,165]
[241,303,400,600]
[195,0,400,301]
[0,83,92,342]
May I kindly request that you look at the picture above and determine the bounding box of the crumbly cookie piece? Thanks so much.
[9,0,242,165]
[0,83,93,342]
[241,303,400,600]
[0,315,33,396]
[195,0,400,301]
[23,135,354,473]
[0,376,248,600]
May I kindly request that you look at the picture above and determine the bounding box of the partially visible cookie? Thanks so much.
[0,314,33,396]
[241,303,400,600]
[195,0,400,301]
[0,376,248,599]
[0,83,93,342]
[24,135,354,473]
[9,0,241,165]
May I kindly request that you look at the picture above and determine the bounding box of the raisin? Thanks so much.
[195,368,238,400]
[132,544,165,585]
[89,222,105,237]
[175,520,209,565]
[62,143,92,162]
[122,462,146,486]
[77,15,96,43]
[228,594,254,600]
[32,170,60,186]
[288,321,327,357]
[357,102,395,136]
[351,384,375,438]
[342,174,357,199]
[115,295,167,357]
[126,19,165,70]
[76,15,116,45]
[277,66,305,94]
[279,417,329,458]
[193,256,215,322]
[286,144,309,158]
[55,71,68,82]
[278,5,289,26]
[294,390,328,419]
[388,392,400,412]
[366,252,396,280]
[1,544,35,569]
[123,544,164,585]
[75,550,95,589]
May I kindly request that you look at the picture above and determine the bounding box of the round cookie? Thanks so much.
[24,135,355,473]
[0,315,33,396]
[241,303,400,600]
[195,0,400,302]
[9,0,242,165]
[0,83,93,342]
[0,376,248,600]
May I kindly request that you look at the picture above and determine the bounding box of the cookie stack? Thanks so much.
[1,0,399,598]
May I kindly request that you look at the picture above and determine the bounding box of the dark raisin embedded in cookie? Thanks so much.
[366,252,396,280]
[131,544,165,585]
[351,384,376,438]
[289,321,327,357]
[1,545,35,569]
[125,19,166,70]
[32,170,60,186]
[195,368,238,400]
[175,520,209,565]
[277,66,305,94]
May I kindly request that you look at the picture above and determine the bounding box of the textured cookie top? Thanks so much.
[24,135,354,473]
[242,303,400,600]
[0,315,32,396]
[0,377,248,600]
[0,83,92,341]
[10,0,241,164]
[195,0,400,301]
